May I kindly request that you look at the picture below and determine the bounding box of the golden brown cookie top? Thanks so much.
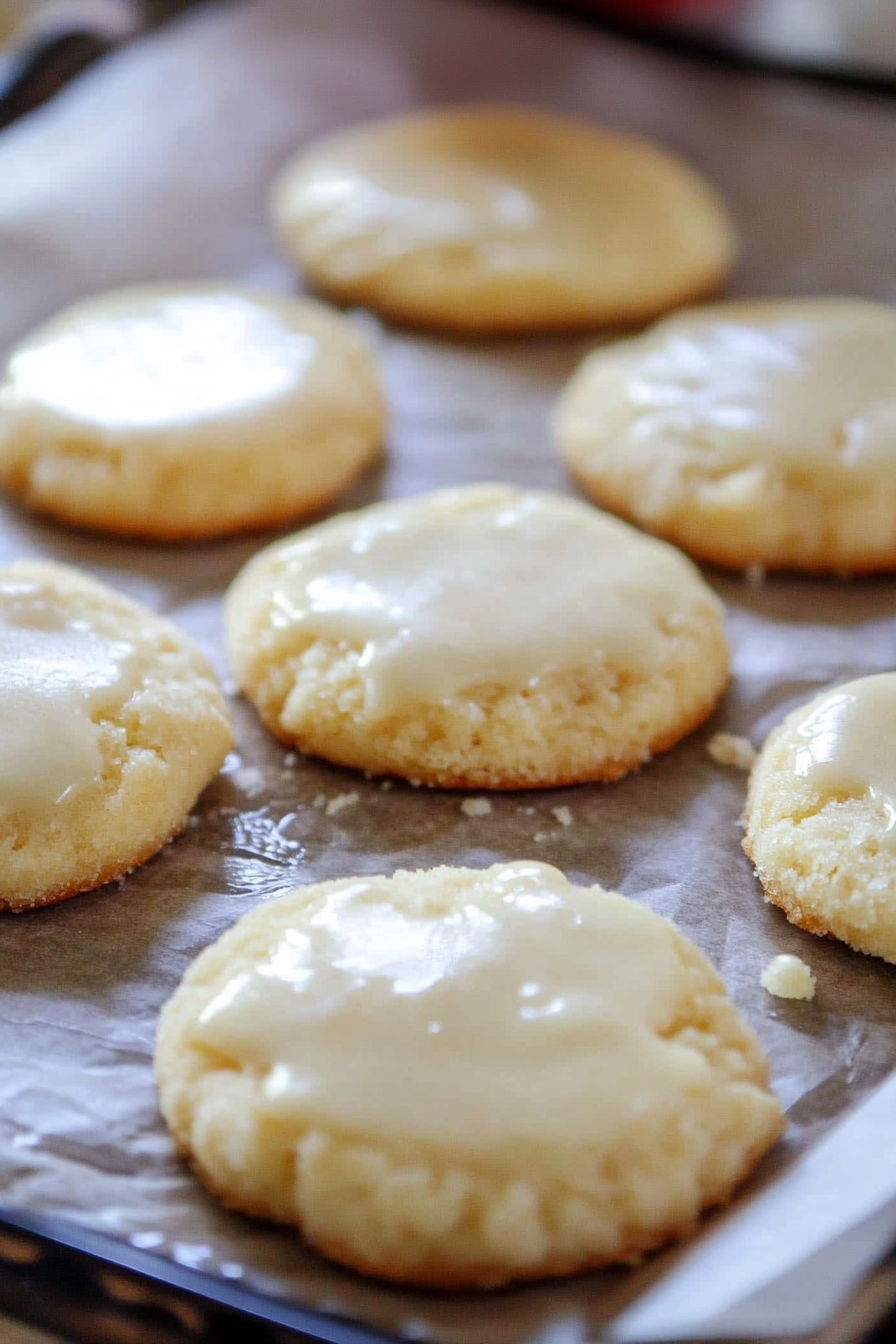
[272,106,735,334]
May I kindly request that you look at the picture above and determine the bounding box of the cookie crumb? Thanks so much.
[325,792,359,818]
[761,954,815,1001]
[231,766,265,797]
[745,563,766,586]
[707,733,756,770]
[283,753,298,768]
[551,806,573,827]
[461,797,492,818]
[312,794,327,809]
[380,780,394,792]
[533,831,548,843]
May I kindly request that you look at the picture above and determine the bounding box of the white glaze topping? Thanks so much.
[262,486,713,716]
[287,154,557,280]
[192,861,708,1150]
[1,287,319,430]
[605,299,896,481]
[0,580,133,812]
[790,673,896,841]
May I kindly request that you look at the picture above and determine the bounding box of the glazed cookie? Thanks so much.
[155,861,782,1289]
[0,560,232,912]
[226,484,729,789]
[555,298,896,574]
[271,106,735,335]
[0,284,386,541]
[745,674,896,962]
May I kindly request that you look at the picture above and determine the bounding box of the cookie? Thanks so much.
[0,284,386,541]
[744,673,896,962]
[555,298,896,574]
[0,560,232,912]
[226,484,729,789]
[270,106,735,336]
[155,860,782,1289]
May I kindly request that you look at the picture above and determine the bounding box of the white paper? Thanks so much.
[612,1073,896,1339]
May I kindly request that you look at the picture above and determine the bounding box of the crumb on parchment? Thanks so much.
[551,806,573,827]
[325,792,359,818]
[707,733,757,770]
[231,765,265,797]
[461,797,492,817]
[761,954,816,1001]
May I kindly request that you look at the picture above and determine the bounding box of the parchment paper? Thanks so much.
[1,1,896,1340]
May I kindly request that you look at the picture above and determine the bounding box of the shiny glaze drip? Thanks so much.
[263,486,712,716]
[2,288,319,430]
[0,580,134,812]
[608,300,896,481]
[791,672,896,844]
[192,861,706,1150]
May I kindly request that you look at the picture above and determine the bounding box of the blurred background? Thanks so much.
[2,0,896,101]
[584,0,896,81]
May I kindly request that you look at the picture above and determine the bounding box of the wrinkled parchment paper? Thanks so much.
[1,1,896,1340]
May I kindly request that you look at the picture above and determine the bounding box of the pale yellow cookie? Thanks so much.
[0,560,232,912]
[155,861,782,1289]
[556,298,896,574]
[0,284,386,541]
[744,673,896,962]
[271,106,735,336]
[226,484,730,789]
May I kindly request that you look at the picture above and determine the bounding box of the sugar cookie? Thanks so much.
[556,298,896,574]
[226,484,729,789]
[745,674,896,962]
[271,106,735,336]
[155,861,782,1289]
[0,284,386,541]
[0,560,232,912]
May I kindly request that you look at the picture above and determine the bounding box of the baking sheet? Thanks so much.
[1,1,896,1340]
